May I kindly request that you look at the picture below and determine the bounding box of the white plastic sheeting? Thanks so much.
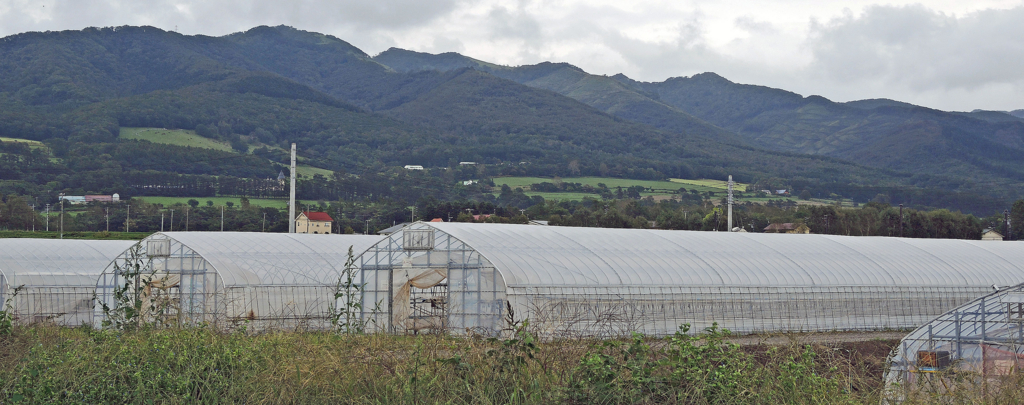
[429,223,1024,288]
[95,232,384,330]
[884,283,1024,401]
[361,222,1024,337]
[0,239,135,325]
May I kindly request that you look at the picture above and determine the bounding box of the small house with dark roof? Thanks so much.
[763,223,810,234]
[296,211,334,234]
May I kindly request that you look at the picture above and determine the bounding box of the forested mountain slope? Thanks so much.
[370,47,1024,198]
[0,25,1018,213]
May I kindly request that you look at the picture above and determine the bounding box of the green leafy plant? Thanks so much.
[327,246,378,334]
[0,285,24,336]
[95,243,162,330]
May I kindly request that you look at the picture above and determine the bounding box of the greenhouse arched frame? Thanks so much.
[0,238,135,326]
[94,232,384,330]
[357,222,1024,337]
[884,282,1024,401]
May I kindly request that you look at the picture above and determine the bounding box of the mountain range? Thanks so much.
[1,25,1021,213]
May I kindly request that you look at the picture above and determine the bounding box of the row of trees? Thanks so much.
[3,188,1023,241]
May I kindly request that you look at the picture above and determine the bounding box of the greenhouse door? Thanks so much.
[391,260,448,333]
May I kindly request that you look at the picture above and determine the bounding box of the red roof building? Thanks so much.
[297,212,334,234]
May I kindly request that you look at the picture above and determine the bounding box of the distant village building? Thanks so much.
[430,218,444,223]
[462,180,478,186]
[296,212,334,234]
[404,165,424,170]
[59,194,120,205]
[764,223,810,234]
[982,229,1005,241]
[459,162,477,165]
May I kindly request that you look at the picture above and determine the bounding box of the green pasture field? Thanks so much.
[119,127,234,152]
[494,176,710,192]
[516,191,600,201]
[136,196,316,209]
[669,178,750,190]
[296,165,334,178]
[0,137,46,147]
[119,127,335,178]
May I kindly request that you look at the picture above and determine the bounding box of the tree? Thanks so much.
[187,199,199,208]
[1011,199,1024,240]
[799,190,811,200]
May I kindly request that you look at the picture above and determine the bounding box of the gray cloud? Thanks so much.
[0,0,459,37]
[806,5,1024,93]
[1,1,1021,110]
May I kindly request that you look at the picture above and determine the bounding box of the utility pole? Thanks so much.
[1005,209,1011,241]
[411,206,415,222]
[824,214,830,234]
[185,207,189,231]
[221,205,225,232]
[899,204,904,237]
[31,204,35,232]
[125,204,130,233]
[289,143,296,233]
[59,198,64,239]
[169,209,174,232]
[161,212,165,232]
[105,207,109,232]
[364,218,369,235]
[727,175,734,231]
[262,212,267,232]
[45,204,50,231]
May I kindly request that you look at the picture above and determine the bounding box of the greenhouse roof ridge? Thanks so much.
[418,222,1024,289]
[143,232,386,286]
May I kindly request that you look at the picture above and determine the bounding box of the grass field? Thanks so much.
[0,325,899,404]
[670,178,751,190]
[492,176,759,202]
[120,127,335,178]
[0,137,45,146]
[494,176,750,193]
[119,127,234,152]
[136,196,317,209]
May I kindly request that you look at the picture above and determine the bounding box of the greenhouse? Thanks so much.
[884,282,1024,401]
[94,232,384,330]
[0,238,135,326]
[357,222,1024,337]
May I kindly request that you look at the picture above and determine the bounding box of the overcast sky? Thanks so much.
[1,0,1022,112]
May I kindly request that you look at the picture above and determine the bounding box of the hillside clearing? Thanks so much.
[119,127,233,152]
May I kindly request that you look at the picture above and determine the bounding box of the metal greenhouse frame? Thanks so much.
[94,232,384,331]
[884,282,1024,401]
[358,222,1024,337]
[0,239,135,326]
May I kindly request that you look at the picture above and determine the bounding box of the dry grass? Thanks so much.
[1,325,1017,404]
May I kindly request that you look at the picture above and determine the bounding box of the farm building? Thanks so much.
[884,282,1024,401]
[0,239,135,325]
[357,222,1024,337]
[94,232,384,330]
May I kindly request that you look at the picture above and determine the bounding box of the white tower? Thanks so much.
[727,175,734,231]
[289,143,296,233]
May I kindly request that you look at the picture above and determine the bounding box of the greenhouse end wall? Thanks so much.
[95,232,383,331]
[0,239,135,326]
[360,222,1024,338]
[359,227,508,335]
[884,283,1024,402]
